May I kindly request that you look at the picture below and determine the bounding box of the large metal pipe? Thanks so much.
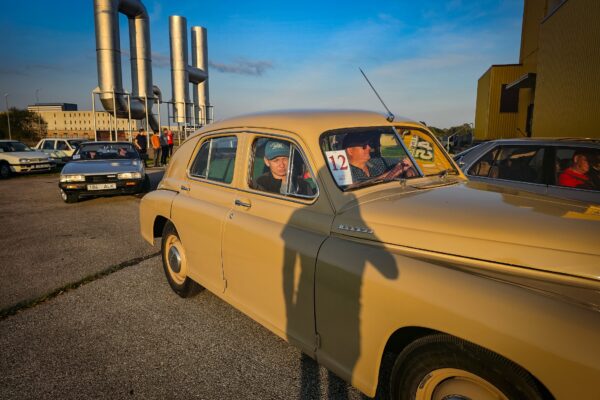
[93,0,159,132]
[191,26,210,125]
[169,16,209,125]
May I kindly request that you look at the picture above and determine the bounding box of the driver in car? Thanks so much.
[344,133,416,183]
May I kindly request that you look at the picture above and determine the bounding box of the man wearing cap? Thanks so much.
[255,140,312,195]
[344,133,416,183]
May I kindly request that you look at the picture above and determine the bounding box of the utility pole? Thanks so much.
[4,94,12,140]
[35,89,42,137]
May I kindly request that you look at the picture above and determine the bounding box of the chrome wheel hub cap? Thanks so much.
[168,246,182,273]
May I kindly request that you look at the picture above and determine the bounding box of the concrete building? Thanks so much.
[27,103,139,140]
[474,0,600,140]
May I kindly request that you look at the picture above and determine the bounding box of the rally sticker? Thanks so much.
[325,150,353,185]
[409,136,434,161]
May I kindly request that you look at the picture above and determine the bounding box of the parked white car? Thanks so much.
[35,138,86,164]
[0,140,55,178]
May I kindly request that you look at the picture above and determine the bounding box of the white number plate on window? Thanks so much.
[88,183,116,190]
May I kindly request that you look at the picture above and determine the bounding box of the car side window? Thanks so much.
[470,146,544,184]
[249,137,317,199]
[56,141,68,150]
[42,140,54,150]
[554,147,600,191]
[190,136,238,184]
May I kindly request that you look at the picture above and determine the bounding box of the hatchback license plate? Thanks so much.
[88,183,116,190]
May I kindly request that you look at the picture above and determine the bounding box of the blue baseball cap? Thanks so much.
[265,141,290,160]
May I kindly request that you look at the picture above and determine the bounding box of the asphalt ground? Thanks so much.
[0,171,364,399]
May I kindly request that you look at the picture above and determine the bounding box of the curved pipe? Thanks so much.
[94,0,159,132]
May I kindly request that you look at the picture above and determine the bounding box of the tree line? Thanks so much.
[0,108,47,145]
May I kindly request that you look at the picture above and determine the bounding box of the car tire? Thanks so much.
[60,189,79,203]
[387,334,546,400]
[0,162,11,179]
[161,221,203,298]
[141,175,151,193]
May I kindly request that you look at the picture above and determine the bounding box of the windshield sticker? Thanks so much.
[409,136,434,161]
[72,154,81,160]
[325,150,353,185]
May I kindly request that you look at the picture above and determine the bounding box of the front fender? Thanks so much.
[139,189,178,245]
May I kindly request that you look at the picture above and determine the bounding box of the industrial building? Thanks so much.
[27,103,138,140]
[474,0,600,140]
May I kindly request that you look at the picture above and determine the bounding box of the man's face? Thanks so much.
[265,156,289,180]
[346,143,372,165]
[574,154,590,173]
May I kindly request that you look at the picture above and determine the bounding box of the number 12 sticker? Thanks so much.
[325,150,353,185]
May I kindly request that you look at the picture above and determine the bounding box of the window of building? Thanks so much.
[499,84,519,113]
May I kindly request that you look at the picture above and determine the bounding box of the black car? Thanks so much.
[58,141,150,203]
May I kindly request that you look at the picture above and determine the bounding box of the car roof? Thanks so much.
[484,137,600,146]
[80,141,133,145]
[196,109,423,140]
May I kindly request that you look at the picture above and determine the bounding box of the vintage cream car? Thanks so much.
[140,110,600,400]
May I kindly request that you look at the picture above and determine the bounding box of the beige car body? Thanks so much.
[140,110,600,399]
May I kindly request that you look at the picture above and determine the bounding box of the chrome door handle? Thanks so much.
[234,199,251,208]
[180,185,190,191]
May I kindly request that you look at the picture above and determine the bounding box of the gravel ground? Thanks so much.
[0,257,365,400]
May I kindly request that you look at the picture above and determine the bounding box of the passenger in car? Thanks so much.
[255,140,312,196]
[344,133,416,183]
[558,151,593,188]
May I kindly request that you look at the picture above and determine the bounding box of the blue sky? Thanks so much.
[0,0,524,128]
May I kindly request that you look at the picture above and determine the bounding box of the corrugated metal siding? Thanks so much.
[532,0,600,138]
[475,65,525,140]
[474,69,491,140]
[519,0,544,67]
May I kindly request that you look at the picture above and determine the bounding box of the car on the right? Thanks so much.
[454,138,600,204]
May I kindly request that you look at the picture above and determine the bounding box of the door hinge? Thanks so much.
[315,333,321,351]
[222,278,227,293]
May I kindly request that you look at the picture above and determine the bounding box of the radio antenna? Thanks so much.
[359,67,394,122]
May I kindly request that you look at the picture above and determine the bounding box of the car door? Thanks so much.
[467,144,548,196]
[56,140,72,156]
[170,134,240,294]
[221,133,333,356]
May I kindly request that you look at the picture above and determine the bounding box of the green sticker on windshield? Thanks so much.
[409,136,434,161]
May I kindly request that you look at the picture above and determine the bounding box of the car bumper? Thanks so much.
[11,162,54,173]
[59,179,144,197]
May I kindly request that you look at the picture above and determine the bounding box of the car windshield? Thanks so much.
[0,141,32,152]
[76,143,139,160]
[321,126,457,191]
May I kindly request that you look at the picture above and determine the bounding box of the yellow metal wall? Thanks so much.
[532,0,600,137]
[474,69,491,140]
[519,0,545,69]
[474,65,525,140]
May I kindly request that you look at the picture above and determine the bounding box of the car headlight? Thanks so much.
[118,172,142,180]
[19,158,31,163]
[60,174,86,182]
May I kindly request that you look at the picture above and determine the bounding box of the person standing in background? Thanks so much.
[167,129,174,158]
[151,132,161,167]
[160,128,169,166]
[134,127,148,167]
